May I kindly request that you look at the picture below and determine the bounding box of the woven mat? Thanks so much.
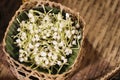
[0,0,120,80]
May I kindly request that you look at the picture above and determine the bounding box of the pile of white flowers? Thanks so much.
[14,7,82,73]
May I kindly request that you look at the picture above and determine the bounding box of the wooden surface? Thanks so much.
[0,0,120,80]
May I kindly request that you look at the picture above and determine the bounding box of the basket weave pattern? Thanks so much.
[0,0,120,80]
[2,0,85,80]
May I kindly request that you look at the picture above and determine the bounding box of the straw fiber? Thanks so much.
[2,0,85,80]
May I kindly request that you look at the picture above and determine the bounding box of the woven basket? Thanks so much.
[2,0,85,80]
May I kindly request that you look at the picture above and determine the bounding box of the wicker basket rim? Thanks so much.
[2,0,86,79]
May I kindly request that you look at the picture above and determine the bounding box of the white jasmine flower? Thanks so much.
[74,35,77,39]
[77,35,81,40]
[36,61,40,65]
[19,49,24,53]
[33,48,38,53]
[68,34,72,39]
[51,26,55,30]
[27,48,30,52]
[35,30,39,33]
[38,29,41,32]
[57,61,62,66]
[43,36,47,39]
[40,51,47,57]
[43,30,47,34]
[29,24,33,30]
[61,56,65,60]
[72,40,76,45]
[35,37,40,41]
[76,23,80,28]
[58,41,64,47]
[30,30,34,34]
[49,23,53,26]
[21,21,25,25]
[19,53,23,57]
[26,53,29,57]
[29,43,34,49]
[48,52,52,57]
[44,15,51,22]
[54,46,59,50]
[57,35,60,40]
[53,35,57,39]
[63,58,67,63]
[65,30,70,35]
[19,57,24,62]
[65,30,71,38]
[53,32,58,39]
[52,41,58,45]
[28,10,35,23]
[42,64,46,67]
[72,30,76,34]
[65,48,72,55]
[35,43,40,47]
[35,34,39,38]
[21,32,26,40]
[33,53,37,55]
[32,37,36,42]
[56,49,59,53]
[45,60,49,65]
[54,32,57,35]
[35,34,40,41]
[60,22,65,28]
[35,57,41,65]
[75,30,79,34]
[50,61,55,66]
[34,55,39,62]
[45,47,49,52]
[58,28,62,32]
[46,33,50,37]
[17,28,21,31]
[28,11,34,18]
[57,13,63,20]
[66,13,70,19]
[16,39,21,43]
[42,57,47,61]
[68,43,72,47]
[54,27,57,31]
[31,17,35,22]
[22,32,26,37]
[24,57,28,61]
[52,54,58,60]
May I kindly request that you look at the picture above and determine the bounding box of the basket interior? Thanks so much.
[5,5,83,74]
